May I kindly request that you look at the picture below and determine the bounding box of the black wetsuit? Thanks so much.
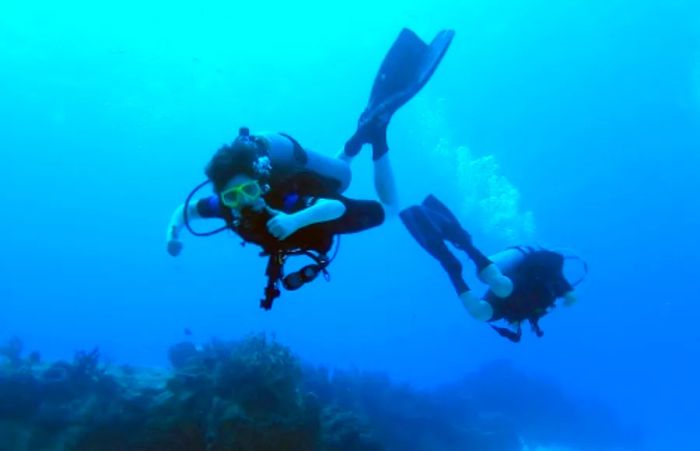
[198,171,385,310]
[197,171,385,254]
[400,195,572,342]
[485,247,573,342]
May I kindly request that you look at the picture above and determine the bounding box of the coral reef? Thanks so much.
[0,336,639,451]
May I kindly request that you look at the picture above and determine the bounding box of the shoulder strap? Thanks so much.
[279,132,309,164]
[510,245,536,256]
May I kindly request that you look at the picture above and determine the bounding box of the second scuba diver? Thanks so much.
[400,195,586,342]
[165,28,456,309]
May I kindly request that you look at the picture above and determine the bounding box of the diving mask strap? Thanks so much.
[237,126,272,181]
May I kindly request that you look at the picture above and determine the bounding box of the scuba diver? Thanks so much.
[400,195,586,342]
[165,28,455,310]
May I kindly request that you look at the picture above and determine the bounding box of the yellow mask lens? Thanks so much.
[221,181,262,209]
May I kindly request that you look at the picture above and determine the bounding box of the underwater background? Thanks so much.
[1,0,699,449]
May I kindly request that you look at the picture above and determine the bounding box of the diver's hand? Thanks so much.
[167,239,184,257]
[267,212,300,240]
[166,225,183,257]
[563,291,577,307]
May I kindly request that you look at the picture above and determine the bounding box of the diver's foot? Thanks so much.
[343,133,364,158]
[366,119,389,161]
[478,264,513,298]
[344,113,389,159]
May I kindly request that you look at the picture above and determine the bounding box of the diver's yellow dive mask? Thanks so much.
[220,181,263,209]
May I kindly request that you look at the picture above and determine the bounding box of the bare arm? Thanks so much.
[166,202,202,242]
[563,291,577,307]
[166,201,213,256]
[266,198,346,240]
[292,198,346,228]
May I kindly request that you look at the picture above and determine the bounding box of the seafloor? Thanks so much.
[0,335,639,451]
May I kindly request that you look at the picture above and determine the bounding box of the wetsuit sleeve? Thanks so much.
[196,196,225,219]
[289,195,384,233]
[272,170,384,234]
[329,196,385,234]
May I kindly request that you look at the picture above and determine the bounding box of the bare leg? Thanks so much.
[343,113,399,215]
[336,145,399,216]
[459,292,494,321]
[373,153,399,217]
[399,204,493,322]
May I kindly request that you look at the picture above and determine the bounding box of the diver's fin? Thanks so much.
[345,28,455,156]
[399,205,442,254]
[421,195,496,274]
[421,194,461,227]
[420,194,473,249]
[399,205,470,295]
[401,198,470,259]
[363,28,455,126]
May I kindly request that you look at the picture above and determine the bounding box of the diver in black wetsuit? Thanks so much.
[168,126,388,310]
[400,195,584,342]
[164,29,455,309]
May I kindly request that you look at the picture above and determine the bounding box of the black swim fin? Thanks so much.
[402,195,493,271]
[399,204,470,295]
[345,28,455,157]
[420,194,474,250]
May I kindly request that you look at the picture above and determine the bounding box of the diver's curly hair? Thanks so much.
[205,139,260,193]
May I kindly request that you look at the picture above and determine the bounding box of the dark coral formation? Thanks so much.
[0,336,640,451]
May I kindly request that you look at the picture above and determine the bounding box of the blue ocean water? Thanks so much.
[1,0,698,449]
